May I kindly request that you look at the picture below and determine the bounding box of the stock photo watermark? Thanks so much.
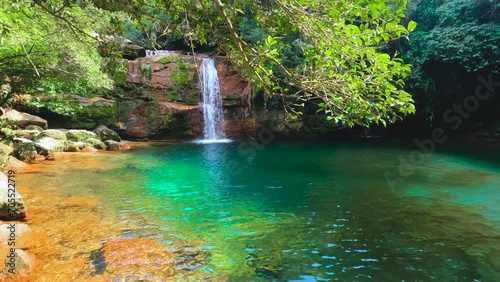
[226,111,282,177]
[5,170,18,274]
[384,74,500,190]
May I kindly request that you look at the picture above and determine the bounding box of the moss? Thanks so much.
[113,59,129,85]
[160,55,173,64]
[170,69,190,93]
[164,89,178,101]
[176,59,188,70]
[139,63,152,78]
[68,103,118,130]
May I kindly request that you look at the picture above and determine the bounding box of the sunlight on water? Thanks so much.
[190,139,233,144]
[17,141,500,281]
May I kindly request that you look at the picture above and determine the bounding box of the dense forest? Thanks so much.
[1,0,499,134]
[1,2,500,281]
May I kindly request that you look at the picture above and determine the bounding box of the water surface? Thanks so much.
[21,141,500,281]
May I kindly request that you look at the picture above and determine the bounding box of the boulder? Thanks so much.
[97,36,146,60]
[64,141,81,152]
[0,108,47,129]
[2,157,28,172]
[0,223,31,245]
[94,125,121,142]
[24,125,44,132]
[33,137,65,156]
[66,130,99,142]
[81,147,98,153]
[73,142,93,150]
[85,138,106,150]
[12,130,39,140]
[0,143,13,167]
[13,143,37,163]
[0,172,26,220]
[104,140,130,151]
[1,249,34,276]
[45,152,62,161]
[36,129,67,141]
[64,141,78,152]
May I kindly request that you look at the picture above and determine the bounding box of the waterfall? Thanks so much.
[145,50,174,56]
[199,58,229,142]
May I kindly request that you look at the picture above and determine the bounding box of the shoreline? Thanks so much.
[1,137,499,281]
[0,141,154,281]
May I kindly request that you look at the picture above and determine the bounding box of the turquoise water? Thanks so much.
[90,141,499,281]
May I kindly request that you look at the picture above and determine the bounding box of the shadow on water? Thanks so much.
[17,140,500,281]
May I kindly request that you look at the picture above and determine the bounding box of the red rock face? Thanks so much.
[214,56,252,107]
[122,101,201,139]
[127,55,201,90]
[125,54,252,139]
[126,104,150,138]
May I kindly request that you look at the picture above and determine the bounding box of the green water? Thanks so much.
[86,141,499,281]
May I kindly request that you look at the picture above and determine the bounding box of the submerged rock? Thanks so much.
[104,140,130,151]
[94,125,121,142]
[66,129,99,142]
[0,108,48,129]
[172,246,210,272]
[0,172,26,220]
[92,237,175,280]
[81,147,98,153]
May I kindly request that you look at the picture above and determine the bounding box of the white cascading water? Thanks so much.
[145,50,174,56]
[199,58,229,142]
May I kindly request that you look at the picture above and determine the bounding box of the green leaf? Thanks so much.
[407,21,417,32]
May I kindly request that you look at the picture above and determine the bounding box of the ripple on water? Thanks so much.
[15,142,500,281]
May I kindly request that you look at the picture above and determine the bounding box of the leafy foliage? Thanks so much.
[0,0,119,106]
[2,0,418,128]
[402,0,500,119]
[404,0,500,83]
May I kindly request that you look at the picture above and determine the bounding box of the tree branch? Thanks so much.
[213,0,271,96]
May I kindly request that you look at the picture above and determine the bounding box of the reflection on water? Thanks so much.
[16,141,500,281]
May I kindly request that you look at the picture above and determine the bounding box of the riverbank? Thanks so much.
[0,143,167,281]
[1,138,500,280]
[0,106,141,280]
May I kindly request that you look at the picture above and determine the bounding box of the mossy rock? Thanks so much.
[13,143,37,163]
[33,137,65,156]
[0,143,13,167]
[25,125,44,132]
[36,129,67,141]
[94,125,121,142]
[63,103,118,130]
[64,141,80,152]
[103,140,130,151]
[0,172,27,220]
[12,130,40,140]
[85,138,107,150]
[66,130,99,142]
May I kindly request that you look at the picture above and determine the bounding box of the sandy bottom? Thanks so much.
[0,143,181,282]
